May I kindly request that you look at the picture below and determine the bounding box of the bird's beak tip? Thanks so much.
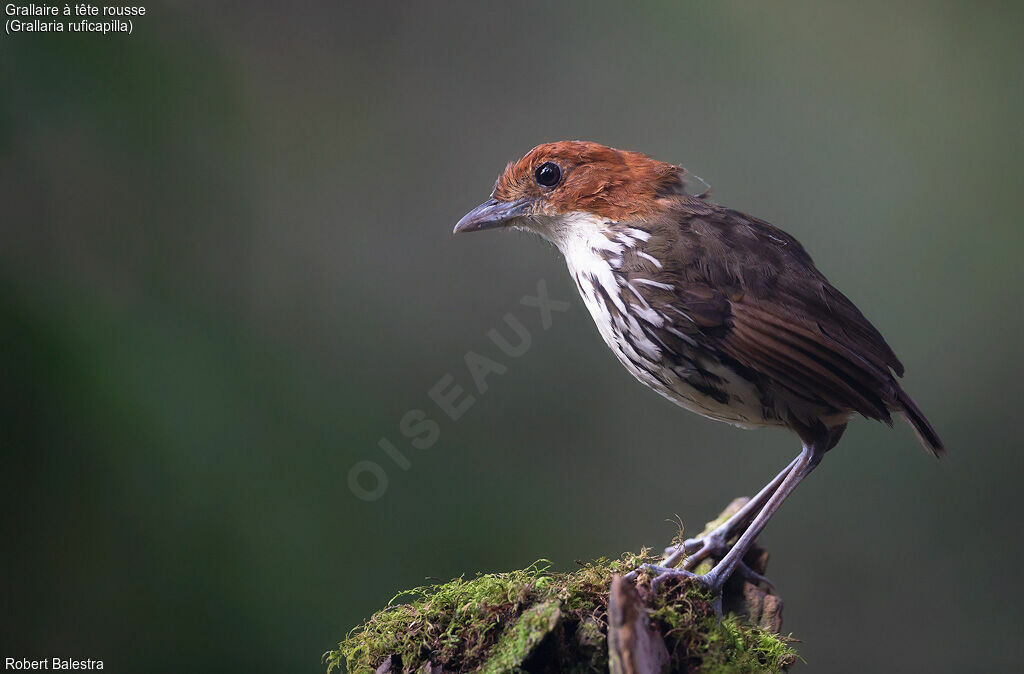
[453,198,529,236]
[452,214,477,235]
[452,217,480,235]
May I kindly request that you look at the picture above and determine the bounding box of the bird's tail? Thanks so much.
[895,387,945,457]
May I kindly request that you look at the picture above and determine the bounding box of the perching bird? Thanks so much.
[453,141,943,596]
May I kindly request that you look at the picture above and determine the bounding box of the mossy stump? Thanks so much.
[325,500,798,673]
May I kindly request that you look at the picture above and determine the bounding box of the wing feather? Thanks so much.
[630,199,941,452]
[727,302,893,422]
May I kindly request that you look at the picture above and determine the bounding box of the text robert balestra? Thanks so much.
[5,659,104,670]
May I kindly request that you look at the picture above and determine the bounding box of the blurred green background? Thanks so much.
[2,2,1022,671]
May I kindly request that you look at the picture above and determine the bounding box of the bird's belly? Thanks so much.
[607,334,774,430]
[573,272,777,430]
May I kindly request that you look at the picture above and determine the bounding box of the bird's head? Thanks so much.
[453,141,692,246]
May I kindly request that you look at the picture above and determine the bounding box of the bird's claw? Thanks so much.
[662,532,730,570]
[632,563,725,616]
[626,554,773,596]
[636,563,715,593]
[734,560,775,590]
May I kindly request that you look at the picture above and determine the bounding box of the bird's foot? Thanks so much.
[628,563,725,616]
[622,556,774,609]
[639,564,716,593]
[660,531,775,590]
[621,532,731,590]
[663,532,731,571]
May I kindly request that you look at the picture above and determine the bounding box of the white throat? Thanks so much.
[528,211,622,273]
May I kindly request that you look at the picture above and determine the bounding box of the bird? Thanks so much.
[452,141,943,597]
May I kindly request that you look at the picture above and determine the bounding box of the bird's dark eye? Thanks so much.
[534,162,561,187]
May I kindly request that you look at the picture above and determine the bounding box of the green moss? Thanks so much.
[647,578,797,673]
[482,600,561,673]
[324,552,797,673]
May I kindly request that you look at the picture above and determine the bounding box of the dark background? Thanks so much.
[2,2,1022,671]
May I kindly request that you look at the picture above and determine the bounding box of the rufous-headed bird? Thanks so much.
[453,141,943,596]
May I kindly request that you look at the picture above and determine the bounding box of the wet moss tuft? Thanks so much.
[324,551,797,673]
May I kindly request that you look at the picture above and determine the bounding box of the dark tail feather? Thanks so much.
[895,387,945,457]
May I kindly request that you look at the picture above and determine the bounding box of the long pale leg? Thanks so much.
[639,440,826,594]
[623,454,799,585]
[660,456,801,571]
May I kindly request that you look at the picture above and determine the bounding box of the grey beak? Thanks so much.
[453,198,531,234]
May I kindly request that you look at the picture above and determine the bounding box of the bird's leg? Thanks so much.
[660,456,801,572]
[638,440,826,596]
[622,453,799,585]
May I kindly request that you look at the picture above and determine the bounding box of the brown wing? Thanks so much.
[621,198,942,453]
[637,200,905,426]
[724,298,896,422]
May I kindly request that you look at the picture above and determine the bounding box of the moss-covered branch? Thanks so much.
[325,500,798,673]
